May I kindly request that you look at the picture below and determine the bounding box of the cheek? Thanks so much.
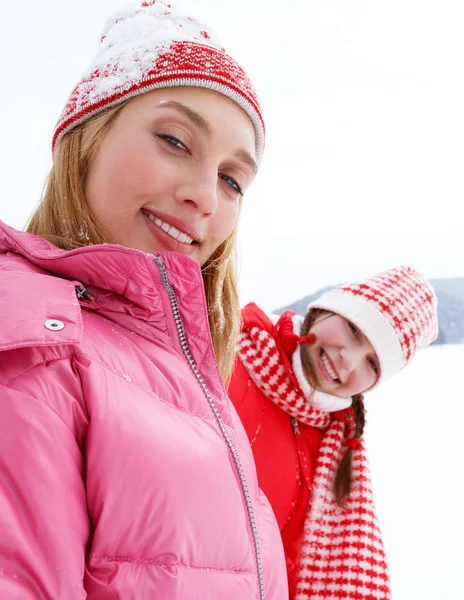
[108,152,154,199]
[199,202,239,265]
[313,326,339,347]
[368,370,378,388]
[356,368,374,392]
[88,139,158,209]
[213,201,240,240]
[224,203,240,234]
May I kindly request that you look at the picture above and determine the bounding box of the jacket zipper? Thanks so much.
[154,256,265,600]
[291,417,300,435]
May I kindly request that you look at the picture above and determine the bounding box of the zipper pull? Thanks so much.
[291,417,300,435]
[75,284,92,301]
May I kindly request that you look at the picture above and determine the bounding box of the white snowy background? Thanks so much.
[1,0,463,597]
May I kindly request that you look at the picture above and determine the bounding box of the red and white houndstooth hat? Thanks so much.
[52,0,264,161]
[308,266,438,386]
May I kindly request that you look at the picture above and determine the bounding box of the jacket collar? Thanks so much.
[0,220,204,321]
[0,221,230,422]
[0,221,221,370]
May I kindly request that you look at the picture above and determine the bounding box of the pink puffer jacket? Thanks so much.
[0,222,287,600]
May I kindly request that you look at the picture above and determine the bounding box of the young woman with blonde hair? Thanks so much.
[0,2,287,598]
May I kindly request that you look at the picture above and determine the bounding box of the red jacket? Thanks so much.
[228,304,324,599]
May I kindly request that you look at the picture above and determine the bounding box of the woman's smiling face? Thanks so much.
[84,87,257,265]
[307,312,380,397]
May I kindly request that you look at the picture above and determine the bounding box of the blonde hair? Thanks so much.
[27,102,241,384]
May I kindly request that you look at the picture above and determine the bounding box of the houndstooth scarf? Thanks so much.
[237,306,391,600]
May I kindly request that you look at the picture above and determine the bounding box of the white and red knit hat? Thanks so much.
[308,266,438,387]
[53,0,264,161]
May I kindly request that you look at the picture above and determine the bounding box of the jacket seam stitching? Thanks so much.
[0,381,78,434]
[91,556,248,574]
[0,352,229,428]
[0,338,79,353]
[121,256,137,298]
[83,307,174,351]
[76,353,223,424]
[1,355,74,385]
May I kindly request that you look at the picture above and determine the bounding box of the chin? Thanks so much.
[321,386,348,399]
[333,390,350,399]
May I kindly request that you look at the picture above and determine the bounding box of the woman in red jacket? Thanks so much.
[228,266,438,600]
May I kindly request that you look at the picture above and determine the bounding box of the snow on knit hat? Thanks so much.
[307,266,438,387]
[52,0,264,161]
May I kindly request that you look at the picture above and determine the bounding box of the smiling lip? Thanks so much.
[142,208,202,244]
[324,351,340,380]
[318,350,341,385]
[141,209,201,255]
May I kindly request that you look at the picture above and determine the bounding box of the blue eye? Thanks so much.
[157,134,189,152]
[219,173,243,196]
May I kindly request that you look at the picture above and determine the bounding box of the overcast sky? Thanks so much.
[1,0,463,310]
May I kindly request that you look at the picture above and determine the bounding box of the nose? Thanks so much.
[175,167,218,217]
[339,346,362,372]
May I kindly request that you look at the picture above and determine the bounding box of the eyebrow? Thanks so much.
[157,100,258,175]
[156,100,212,135]
[233,148,258,176]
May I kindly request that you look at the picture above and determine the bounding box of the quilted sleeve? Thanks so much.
[0,383,91,599]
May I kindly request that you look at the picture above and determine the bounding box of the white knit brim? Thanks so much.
[54,77,265,163]
[308,291,404,387]
[53,2,265,161]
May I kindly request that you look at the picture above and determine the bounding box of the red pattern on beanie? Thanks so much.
[338,266,437,365]
[308,266,438,385]
[52,1,265,160]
